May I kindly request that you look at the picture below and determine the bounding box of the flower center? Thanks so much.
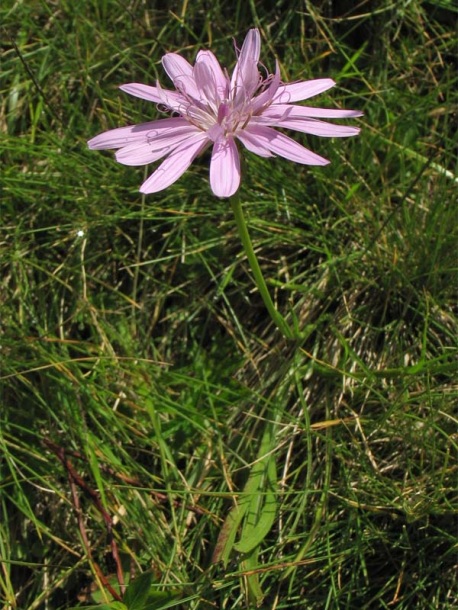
[174,70,273,141]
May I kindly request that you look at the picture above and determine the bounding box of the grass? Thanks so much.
[1,0,457,608]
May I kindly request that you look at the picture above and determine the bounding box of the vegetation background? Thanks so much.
[1,0,457,608]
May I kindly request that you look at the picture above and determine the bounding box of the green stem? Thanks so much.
[230,193,294,339]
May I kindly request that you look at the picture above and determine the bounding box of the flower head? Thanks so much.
[88,29,362,197]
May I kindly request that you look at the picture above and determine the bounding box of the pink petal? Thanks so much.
[250,115,361,137]
[239,125,329,165]
[116,142,170,166]
[119,83,163,103]
[240,28,262,58]
[250,60,281,113]
[264,103,363,119]
[278,119,360,137]
[120,83,187,114]
[230,29,261,98]
[236,130,274,158]
[140,132,209,194]
[115,125,202,166]
[273,79,335,103]
[195,50,229,99]
[162,53,194,81]
[154,80,191,114]
[161,53,200,98]
[210,137,241,197]
[193,60,219,110]
[87,117,190,150]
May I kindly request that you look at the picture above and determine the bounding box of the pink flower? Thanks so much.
[88,29,362,198]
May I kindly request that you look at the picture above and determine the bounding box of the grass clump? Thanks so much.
[1,1,457,608]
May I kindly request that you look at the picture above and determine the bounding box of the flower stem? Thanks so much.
[230,193,294,339]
